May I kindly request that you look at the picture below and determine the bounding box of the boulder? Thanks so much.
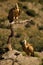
[0,50,41,65]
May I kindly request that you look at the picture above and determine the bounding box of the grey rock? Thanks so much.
[0,50,41,65]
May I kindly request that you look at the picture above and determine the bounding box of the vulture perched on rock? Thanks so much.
[21,40,34,56]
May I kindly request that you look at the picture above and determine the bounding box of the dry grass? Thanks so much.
[0,0,43,52]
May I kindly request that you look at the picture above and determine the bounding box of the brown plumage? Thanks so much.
[8,3,21,23]
[21,40,34,56]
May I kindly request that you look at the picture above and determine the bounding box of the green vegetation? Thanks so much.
[0,25,43,52]
[41,8,43,11]
[39,0,43,5]
[26,9,38,17]
[22,51,27,56]
[19,0,43,5]
[0,0,43,53]
[19,0,39,3]
[37,24,43,30]
[39,58,43,65]
[22,5,38,17]
[0,0,8,2]
[34,52,40,57]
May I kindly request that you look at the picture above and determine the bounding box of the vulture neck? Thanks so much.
[24,40,28,48]
[15,3,19,11]
[24,40,26,45]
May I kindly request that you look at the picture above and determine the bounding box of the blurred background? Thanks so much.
[0,0,43,52]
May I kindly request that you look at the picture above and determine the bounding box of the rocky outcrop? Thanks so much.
[0,50,41,65]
